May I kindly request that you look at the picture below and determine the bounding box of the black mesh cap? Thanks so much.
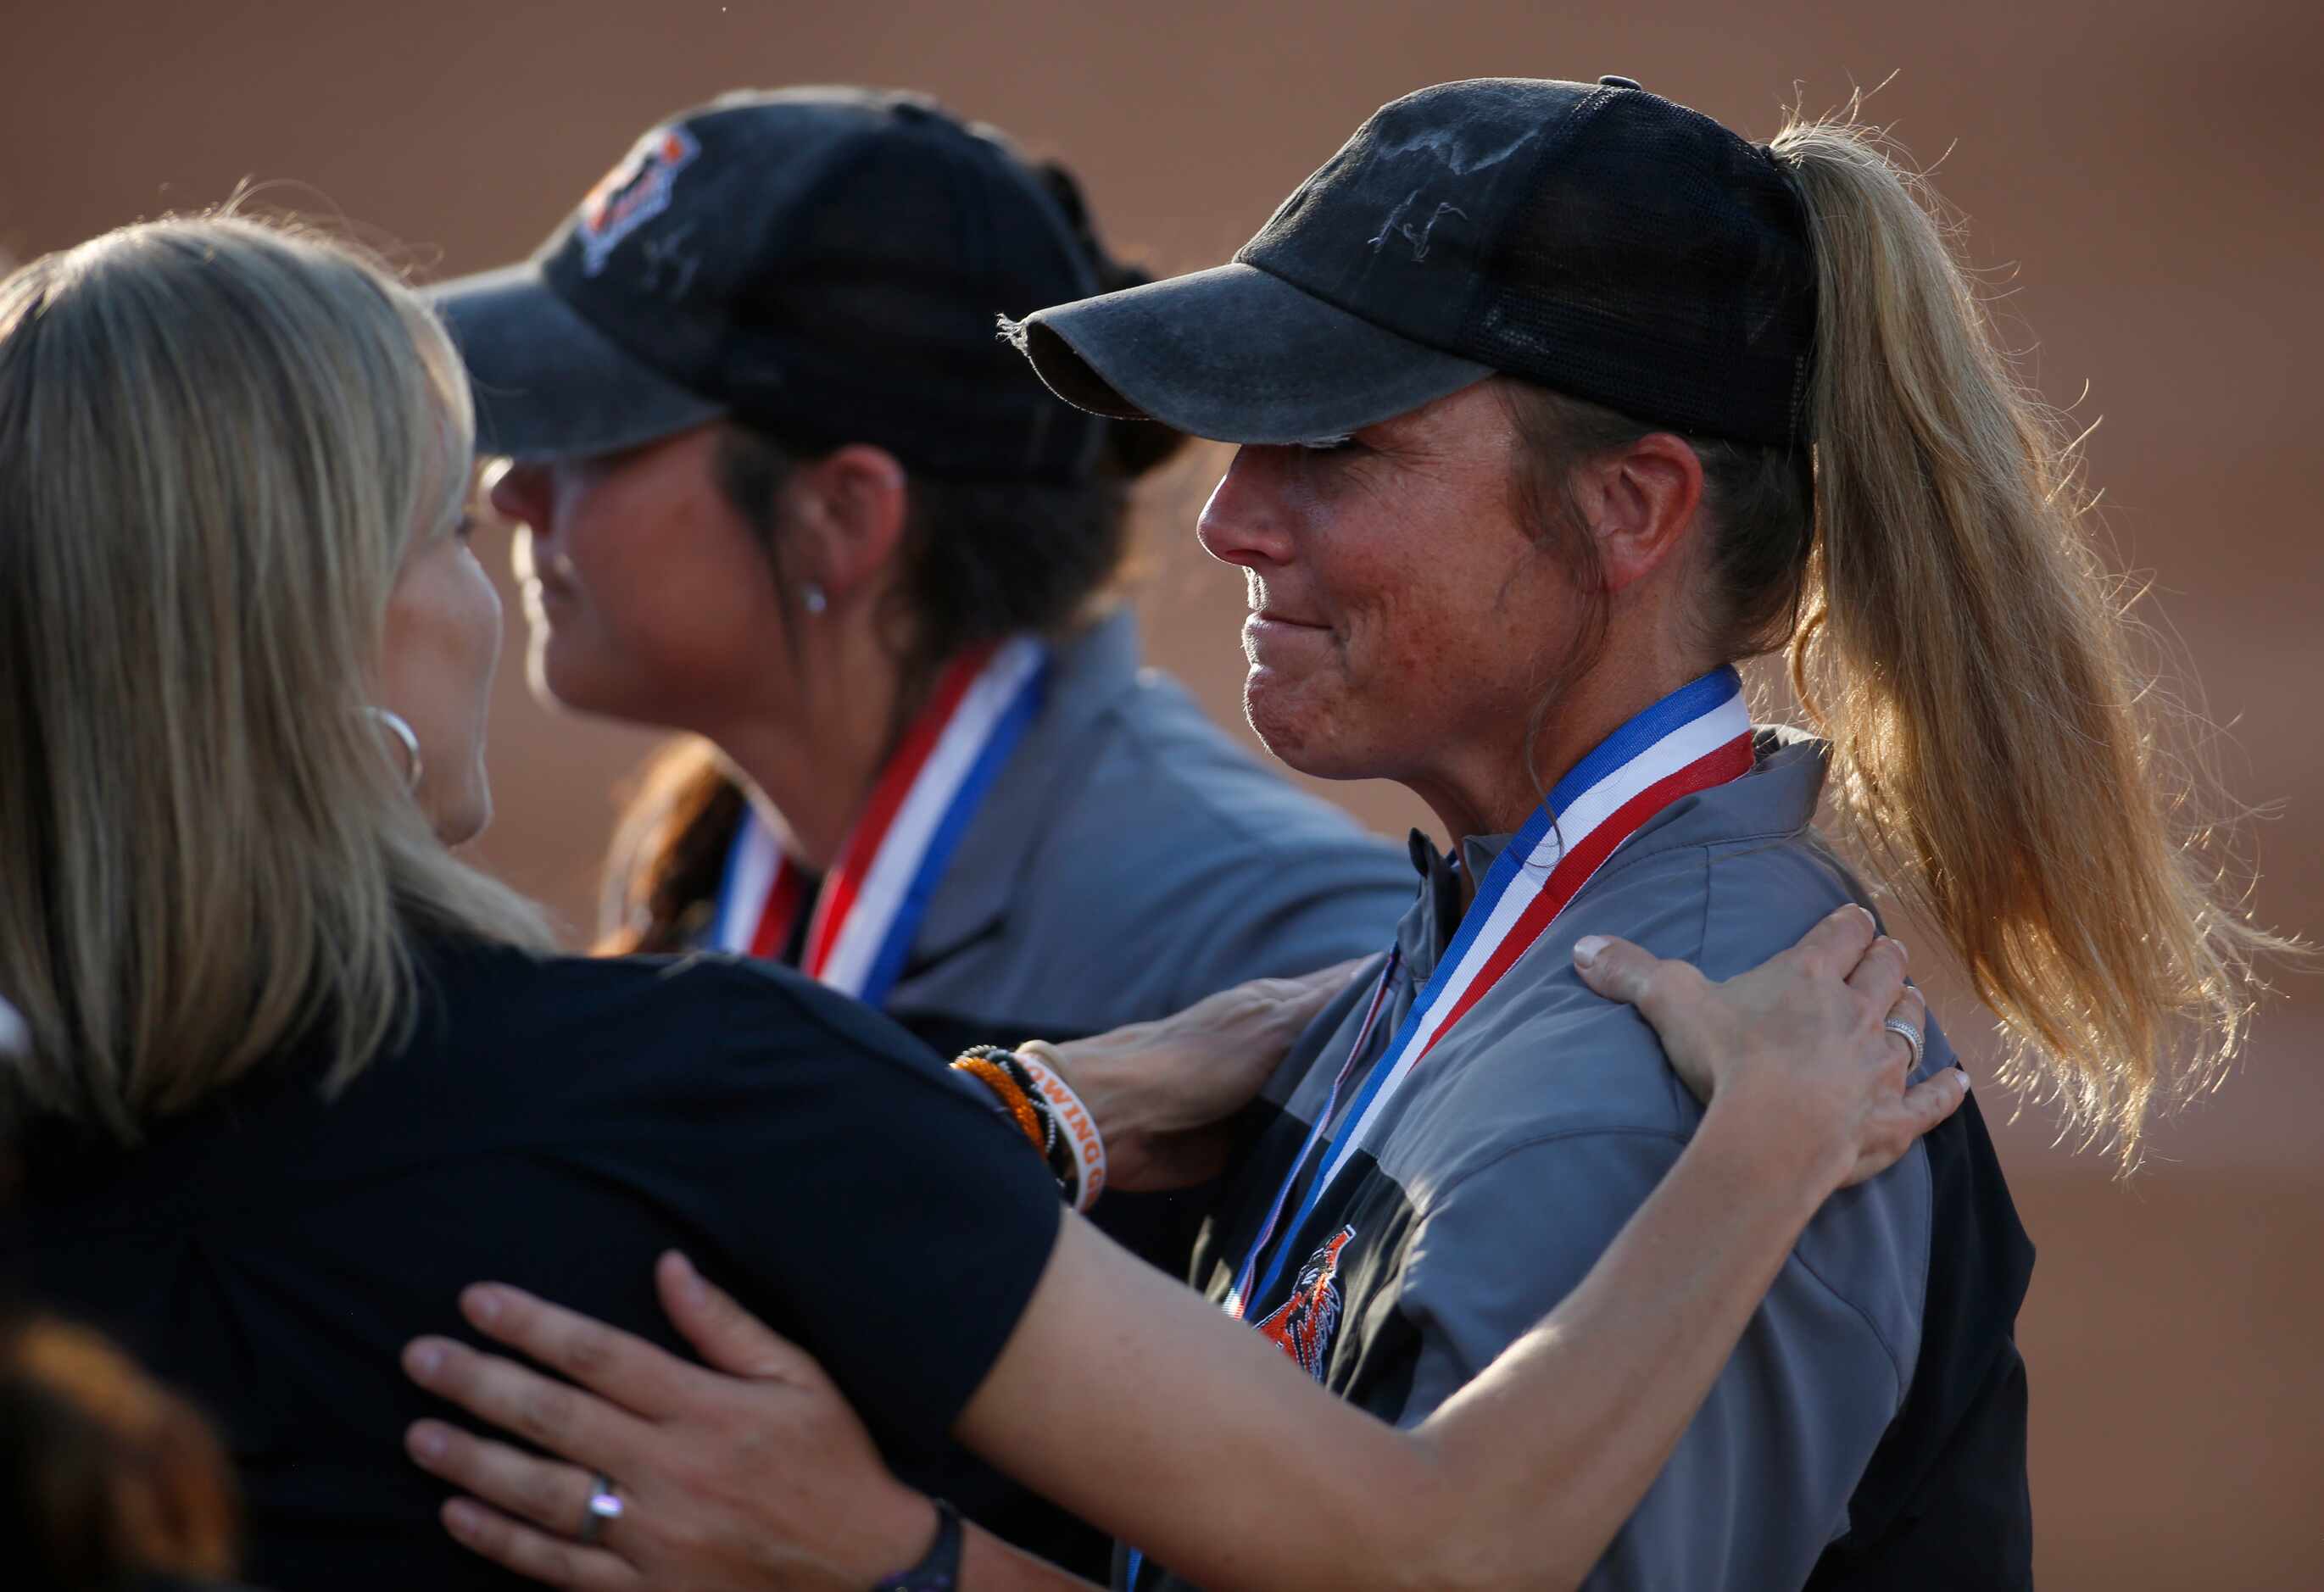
[1016,76,1816,449]
[431,87,1107,480]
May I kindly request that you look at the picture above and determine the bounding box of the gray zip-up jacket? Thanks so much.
[846,608,1415,1047]
[1138,727,2033,1592]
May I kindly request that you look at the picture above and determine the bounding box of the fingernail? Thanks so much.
[665,1250,705,1299]
[1956,1067,1973,1092]
[408,1422,446,1461]
[405,1341,443,1379]
[464,1286,502,1327]
[1573,935,1608,969]
[443,1500,482,1539]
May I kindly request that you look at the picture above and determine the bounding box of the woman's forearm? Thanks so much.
[959,1522,1107,1591]
[388,924,1935,1590]
[953,1096,1842,1592]
[390,919,1933,1592]
[1039,961,1366,1190]
[1405,1093,1840,1588]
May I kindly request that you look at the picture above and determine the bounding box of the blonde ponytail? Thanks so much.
[1766,113,2285,1162]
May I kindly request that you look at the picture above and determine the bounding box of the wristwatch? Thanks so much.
[873,1496,962,1591]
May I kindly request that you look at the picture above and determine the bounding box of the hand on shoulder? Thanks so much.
[1573,904,1970,1193]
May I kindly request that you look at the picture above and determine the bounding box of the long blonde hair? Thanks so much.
[1512,109,2284,1164]
[1769,113,2282,1161]
[0,214,549,1144]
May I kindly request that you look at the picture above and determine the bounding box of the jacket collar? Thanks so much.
[1389,726,1829,987]
[901,607,1149,968]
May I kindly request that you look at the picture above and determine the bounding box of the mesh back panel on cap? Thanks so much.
[1454,88,1817,447]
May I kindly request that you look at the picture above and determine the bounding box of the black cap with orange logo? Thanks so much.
[431,86,1110,482]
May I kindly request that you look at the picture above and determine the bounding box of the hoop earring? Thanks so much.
[362,706,424,793]
[801,582,828,616]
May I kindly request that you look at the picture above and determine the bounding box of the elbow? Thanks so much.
[1377,1437,1589,1592]
[1391,1545,1586,1592]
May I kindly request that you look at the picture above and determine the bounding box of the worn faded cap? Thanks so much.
[430,86,1106,479]
[1015,75,1816,448]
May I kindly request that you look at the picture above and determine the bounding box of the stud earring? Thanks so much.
[802,583,828,615]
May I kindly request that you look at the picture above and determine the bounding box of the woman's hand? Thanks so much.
[1050,958,1366,1191]
[1572,904,1969,1191]
[400,1252,934,1591]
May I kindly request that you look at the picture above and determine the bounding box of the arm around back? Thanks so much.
[393,908,1962,1590]
[954,1060,1930,1592]
[1390,1121,1925,1590]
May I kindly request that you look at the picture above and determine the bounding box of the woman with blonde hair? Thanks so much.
[398,75,2282,1592]
[0,211,1959,1591]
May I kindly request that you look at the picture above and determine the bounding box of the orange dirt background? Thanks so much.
[8,3,2319,1585]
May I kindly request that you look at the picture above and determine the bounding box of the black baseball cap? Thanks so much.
[431,86,1107,480]
[1013,76,1817,449]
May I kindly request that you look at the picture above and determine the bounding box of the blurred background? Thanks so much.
[8,1,2318,1584]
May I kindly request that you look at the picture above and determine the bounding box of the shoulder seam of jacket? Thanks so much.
[1101,699,1387,860]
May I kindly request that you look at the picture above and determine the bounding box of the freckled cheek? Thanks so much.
[1347,576,1491,726]
[1329,568,1434,679]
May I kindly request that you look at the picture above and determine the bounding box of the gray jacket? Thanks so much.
[1145,728,2029,1591]
[874,608,1414,1039]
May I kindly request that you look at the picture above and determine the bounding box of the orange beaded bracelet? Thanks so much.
[951,1055,1045,1154]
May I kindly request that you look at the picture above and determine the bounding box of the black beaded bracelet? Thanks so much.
[956,1045,1079,1204]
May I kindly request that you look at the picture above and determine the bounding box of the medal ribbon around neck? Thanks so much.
[1232,665,1756,1317]
[709,636,1051,1006]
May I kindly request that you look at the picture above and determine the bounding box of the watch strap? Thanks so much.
[873,1496,961,1591]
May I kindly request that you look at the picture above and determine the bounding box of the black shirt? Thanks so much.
[0,934,1062,1591]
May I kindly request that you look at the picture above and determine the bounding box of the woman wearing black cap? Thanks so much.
[407,76,2282,1592]
[431,88,1413,1060]
[431,92,1431,1572]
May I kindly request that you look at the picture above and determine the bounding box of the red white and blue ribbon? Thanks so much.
[1223,950,1401,1320]
[710,636,1050,1007]
[1233,665,1755,1316]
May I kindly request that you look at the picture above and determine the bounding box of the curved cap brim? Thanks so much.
[1013,262,1492,445]
[426,264,726,463]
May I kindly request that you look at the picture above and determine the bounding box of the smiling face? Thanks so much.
[488,424,790,734]
[1195,379,1591,820]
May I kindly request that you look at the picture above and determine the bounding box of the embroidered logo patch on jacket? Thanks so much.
[1257,1226,1355,1380]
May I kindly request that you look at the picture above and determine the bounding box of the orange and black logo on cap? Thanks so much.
[575,125,700,277]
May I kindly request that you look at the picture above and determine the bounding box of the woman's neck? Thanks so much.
[1415,651,1717,907]
[712,639,930,874]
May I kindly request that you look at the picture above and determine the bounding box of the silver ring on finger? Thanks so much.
[577,1474,624,1545]
[1882,1014,1926,1073]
